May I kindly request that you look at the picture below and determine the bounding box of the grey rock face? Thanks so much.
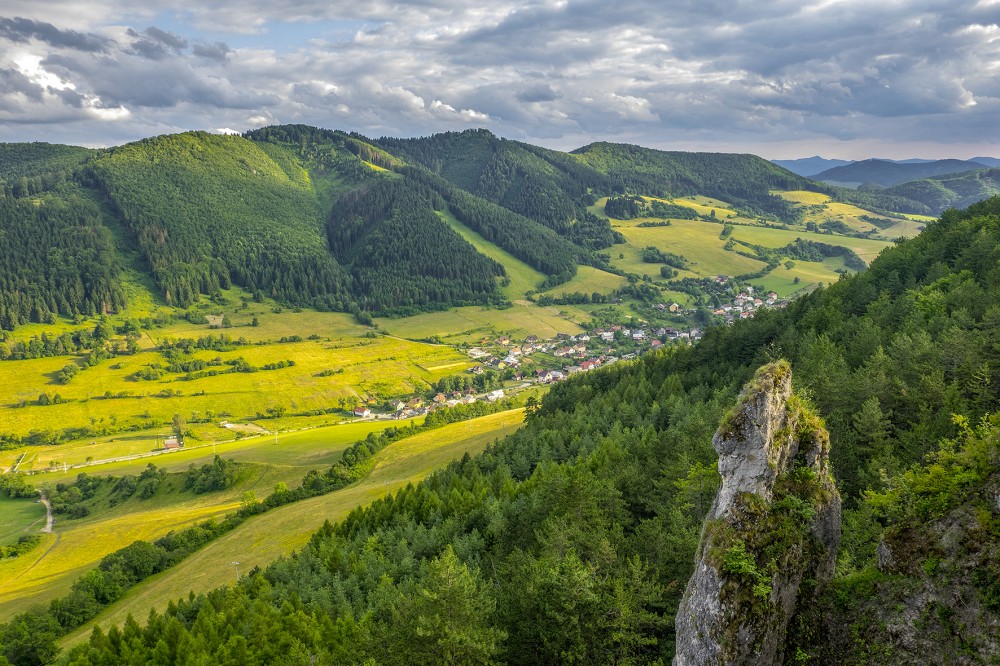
[674,362,841,666]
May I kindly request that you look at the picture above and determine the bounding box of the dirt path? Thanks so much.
[38,491,53,533]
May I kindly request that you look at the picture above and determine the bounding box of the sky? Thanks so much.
[0,0,997,160]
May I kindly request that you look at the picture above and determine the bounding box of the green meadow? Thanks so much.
[58,408,525,647]
[376,302,587,344]
[0,495,46,544]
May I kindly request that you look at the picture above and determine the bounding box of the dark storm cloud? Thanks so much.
[0,16,107,51]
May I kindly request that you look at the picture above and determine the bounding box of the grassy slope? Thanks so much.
[612,217,766,276]
[539,266,629,297]
[0,495,47,544]
[1,421,391,482]
[376,303,587,345]
[60,408,525,648]
[0,420,394,619]
[436,210,546,299]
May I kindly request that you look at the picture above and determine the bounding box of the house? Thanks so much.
[445,399,461,408]
[406,397,424,409]
[651,340,663,349]
[468,348,489,359]
[433,393,447,403]
[565,365,583,375]
[669,303,680,312]
[599,331,614,342]
[164,436,182,450]
[462,394,477,404]
[524,335,539,344]
[486,389,505,401]
[554,346,573,357]
[580,360,597,371]
[498,336,511,345]
[353,406,371,418]
[632,330,645,341]
[577,334,590,342]
[394,401,406,412]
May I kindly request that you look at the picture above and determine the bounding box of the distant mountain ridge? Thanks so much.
[812,158,989,186]
[771,156,851,177]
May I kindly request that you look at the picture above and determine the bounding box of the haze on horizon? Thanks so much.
[0,0,997,160]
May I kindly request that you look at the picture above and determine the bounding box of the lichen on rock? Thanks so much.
[674,361,841,665]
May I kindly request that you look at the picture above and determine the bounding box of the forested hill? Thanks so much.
[0,123,977,331]
[40,197,1000,664]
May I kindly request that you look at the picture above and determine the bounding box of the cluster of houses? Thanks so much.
[352,387,507,421]
[710,286,788,322]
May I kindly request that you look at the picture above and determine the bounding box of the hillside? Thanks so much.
[880,167,1000,214]
[814,157,988,187]
[5,196,992,664]
[0,125,948,334]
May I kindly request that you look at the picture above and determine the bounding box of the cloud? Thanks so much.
[0,0,996,159]
[0,16,107,51]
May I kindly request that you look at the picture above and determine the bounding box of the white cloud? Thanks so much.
[0,0,996,159]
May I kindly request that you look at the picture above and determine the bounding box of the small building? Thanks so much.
[486,389,505,401]
[353,406,371,418]
[163,436,182,450]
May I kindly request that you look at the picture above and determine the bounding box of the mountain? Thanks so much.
[813,158,988,187]
[972,156,1000,167]
[771,156,852,177]
[0,126,861,331]
[14,195,997,665]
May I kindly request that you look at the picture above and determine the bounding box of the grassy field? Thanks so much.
[59,408,525,647]
[376,302,587,345]
[437,210,546,300]
[539,266,628,298]
[611,218,766,277]
[2,420,392,479]
[727,224,892,263]
[0,327,467,443]
[774,190,912,238]
[0,495,47,544]
[0,419,404,616]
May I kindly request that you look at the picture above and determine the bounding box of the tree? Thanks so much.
[396,546,505,665]
[171,414,185,443]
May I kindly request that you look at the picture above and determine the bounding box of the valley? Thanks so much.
[3,125,990,665]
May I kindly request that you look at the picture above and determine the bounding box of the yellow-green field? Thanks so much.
[0,463,302,617]
[727,225,892,263]
[2,420,392,479]
[0,331,467,442]
[774,190,912,238]
[611,218,766,277]
[59,408,525,647]
[377,302,587,344]
[437,210,546,299]
[540,266,629,298]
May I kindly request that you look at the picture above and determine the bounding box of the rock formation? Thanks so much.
[674,361,841,665]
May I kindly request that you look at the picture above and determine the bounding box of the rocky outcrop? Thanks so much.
[674,361,841,665]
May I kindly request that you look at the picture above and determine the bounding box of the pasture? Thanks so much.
[539,266,629,298]
[611,218,766,277]
[0,329,468,444]
[59,408,526,647]
[0,495,46,544]
[376,302,586,344]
